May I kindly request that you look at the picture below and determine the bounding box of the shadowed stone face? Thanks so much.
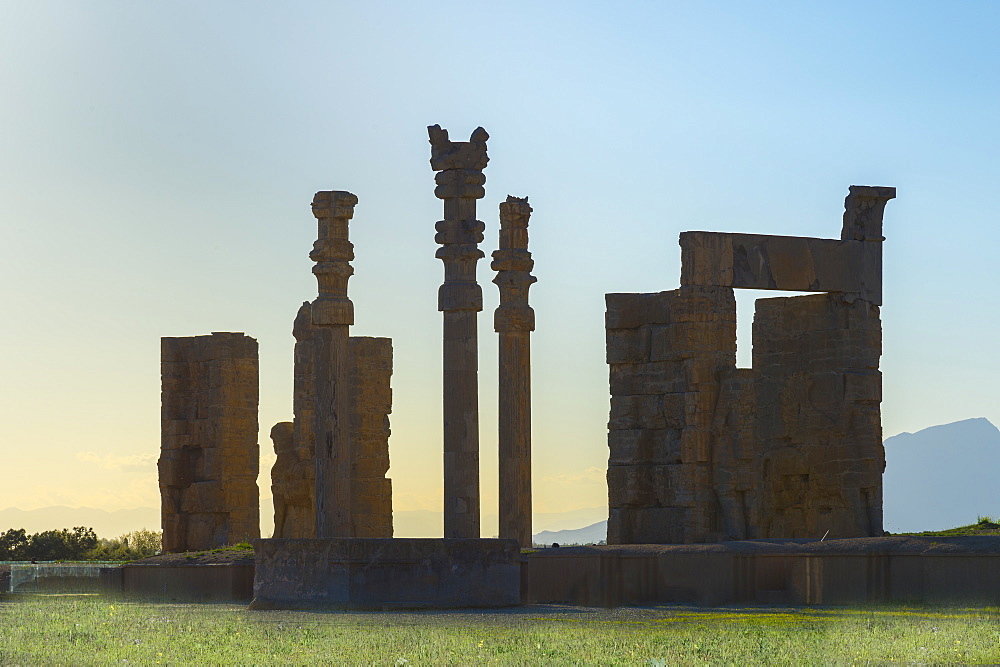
[607,186,893,545]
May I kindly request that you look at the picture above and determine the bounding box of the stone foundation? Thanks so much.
[251,538,521,610]
[524,537,1000,606]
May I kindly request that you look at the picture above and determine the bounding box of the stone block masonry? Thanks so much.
[607,186,893,544]
[159,332,260,552]
[270,332,393,539]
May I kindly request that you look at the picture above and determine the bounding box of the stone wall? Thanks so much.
[347,335,393,537]
[159,332,260,552]
[752,293,883,538]
[606,186,892,544]
[606,290,883,543]
[606,287,735,544]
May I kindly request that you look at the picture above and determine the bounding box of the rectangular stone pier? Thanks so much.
[251,538,521,610]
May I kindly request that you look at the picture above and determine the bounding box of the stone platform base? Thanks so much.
[101,563,255,602]
[524,537,1000,607]
[250,538,521,610]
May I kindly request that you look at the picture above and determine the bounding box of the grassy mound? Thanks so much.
[902,516,1000,537]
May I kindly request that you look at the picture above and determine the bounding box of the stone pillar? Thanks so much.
[429,124,489,538]
[842,185,896,306]
[491,196,536,547]
[309,191,357,538]
[159,332,259,552]
[605,287,736,544]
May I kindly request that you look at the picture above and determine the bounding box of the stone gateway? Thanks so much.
[606,186,894,544]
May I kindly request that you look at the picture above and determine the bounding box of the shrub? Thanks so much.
[85,529,162,561]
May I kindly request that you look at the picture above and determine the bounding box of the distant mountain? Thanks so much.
[392,507,608,539]
[533,520,607,546]
[0,506,160,538]
[884,417,1000,533]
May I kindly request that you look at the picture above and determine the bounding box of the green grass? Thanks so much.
[902,515,1000,537]
[3,596,1000,664]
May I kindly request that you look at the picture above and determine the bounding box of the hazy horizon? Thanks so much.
[3,2,999,535]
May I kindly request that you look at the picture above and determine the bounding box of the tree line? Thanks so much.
[0,526,161,561]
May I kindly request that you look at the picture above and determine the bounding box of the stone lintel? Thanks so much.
[679,232,882,305]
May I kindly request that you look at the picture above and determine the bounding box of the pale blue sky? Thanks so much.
[2,1,998,529]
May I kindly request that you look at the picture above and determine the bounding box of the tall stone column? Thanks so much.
[492,196,536,547]
[429,124,489,539]
[310,190,357,538]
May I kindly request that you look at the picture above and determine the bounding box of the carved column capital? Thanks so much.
[429,125,488,314]
[492,196,536,332]
[310,190,357,326]
[842,185,896,242]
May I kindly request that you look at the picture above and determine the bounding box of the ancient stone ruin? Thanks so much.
[270,191,393,539]
[429,124,489,539]
[606,186,894,544]
[159,332,260,552]
[252,127,525,609]
[492,196,536,547]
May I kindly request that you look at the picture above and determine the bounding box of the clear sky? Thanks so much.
[2,1,998,534]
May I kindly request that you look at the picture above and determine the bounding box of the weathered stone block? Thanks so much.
[606,328,651,364]
[653,465,697,507]
[609,428,683,466]
[159,333,260,552]
[609,360,686,396]
[679,232,882,304]
[607,465,657,508]
[609,395,666,430]
[607,507,688,545]
[605,292,675,330]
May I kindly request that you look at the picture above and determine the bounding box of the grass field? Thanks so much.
[2,595,1000,664]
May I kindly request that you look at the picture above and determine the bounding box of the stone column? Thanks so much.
[429,124,489,538]
[310,191,357,538]
[491,196,536,547]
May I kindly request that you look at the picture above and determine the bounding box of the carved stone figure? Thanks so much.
[270,421,313,538]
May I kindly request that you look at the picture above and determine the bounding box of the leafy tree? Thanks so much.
[0,528,28,560]
[26,527,96,560]
[0,526,159,561]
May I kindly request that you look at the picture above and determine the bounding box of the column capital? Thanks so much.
[842,185,895,242]
[310,190,356,326]
[493,196,536,333]
[428,125,489,171]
